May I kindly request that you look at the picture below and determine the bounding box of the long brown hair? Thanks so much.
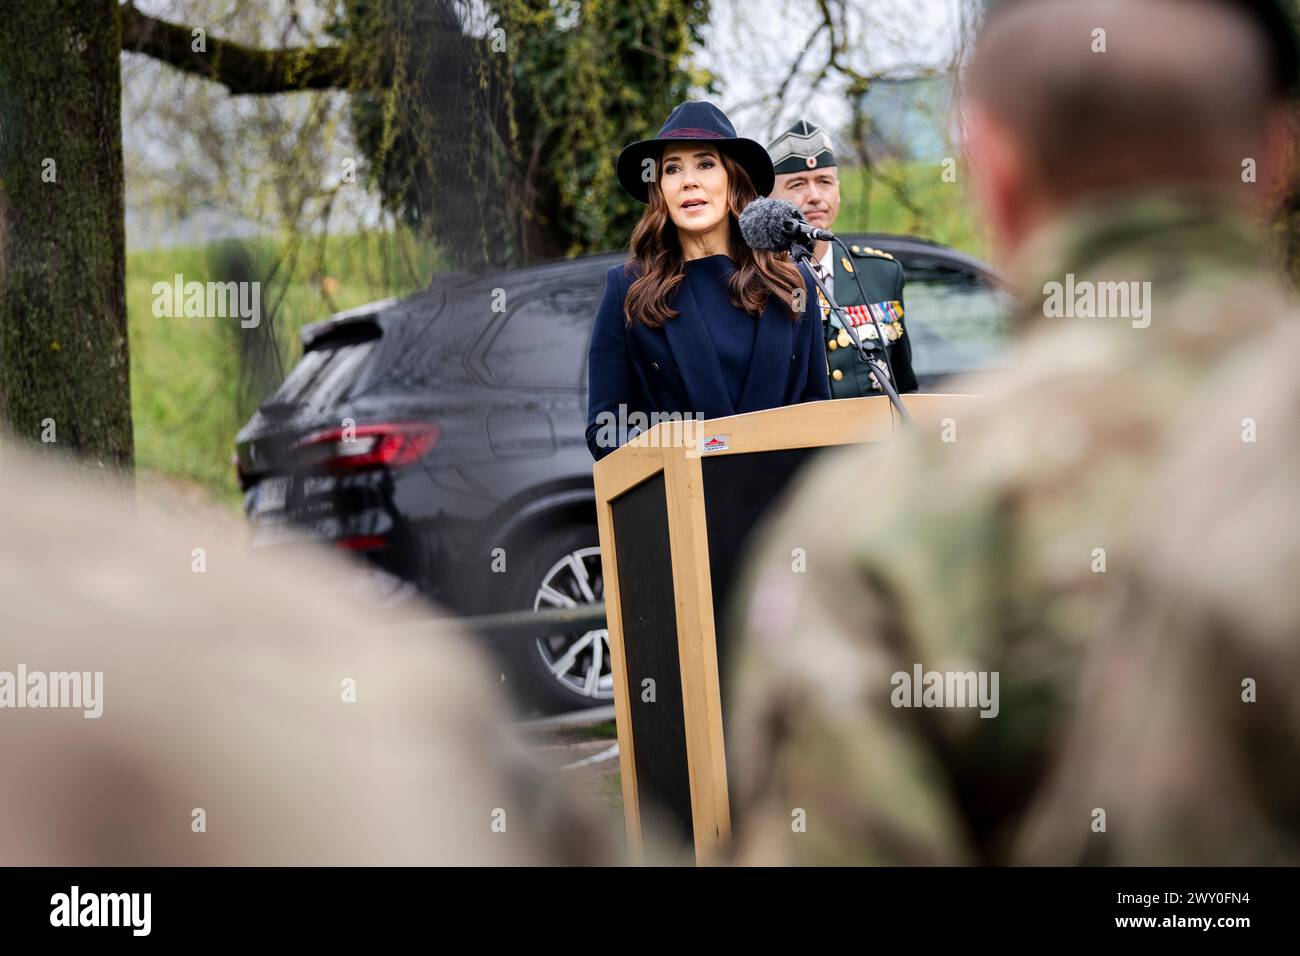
[624,150,805,329]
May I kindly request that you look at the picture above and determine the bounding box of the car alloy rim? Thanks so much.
[531,545,613,700]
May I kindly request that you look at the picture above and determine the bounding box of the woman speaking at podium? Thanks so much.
[586,101,830,461]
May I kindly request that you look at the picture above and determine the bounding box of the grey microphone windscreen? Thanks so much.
[738,197,804,251]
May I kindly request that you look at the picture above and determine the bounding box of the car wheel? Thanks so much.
[501,525,612,714]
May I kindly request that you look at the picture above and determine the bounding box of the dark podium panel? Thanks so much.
[701,447,824,689]
[609,475,692,844]
[593,395,977,861]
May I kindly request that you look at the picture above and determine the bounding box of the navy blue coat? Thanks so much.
[586,257,831,460]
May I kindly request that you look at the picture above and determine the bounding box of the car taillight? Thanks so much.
[335,535,389,551]
[293,422,441,471]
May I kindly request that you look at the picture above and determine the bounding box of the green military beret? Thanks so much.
[767,120,836,176]
[984,0,1299,94]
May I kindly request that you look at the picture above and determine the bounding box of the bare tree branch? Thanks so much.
[119,2,355,95]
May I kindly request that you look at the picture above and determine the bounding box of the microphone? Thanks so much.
[739,198,914,427]
[738,197,834,253]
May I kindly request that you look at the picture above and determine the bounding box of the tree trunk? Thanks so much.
[0,0,133,469]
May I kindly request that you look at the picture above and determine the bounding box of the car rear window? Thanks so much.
[265,334,378,413]
[480,286,598,389]
[904,270,1016,380]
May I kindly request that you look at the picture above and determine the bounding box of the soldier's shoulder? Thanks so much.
[1132,320,1300,598]
[835,243,906,299]
[842,243,904,278]
[845,243,898,262]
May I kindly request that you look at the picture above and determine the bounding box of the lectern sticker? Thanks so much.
[700,434,729,454]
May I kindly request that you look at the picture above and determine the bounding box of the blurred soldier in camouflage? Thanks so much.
[0,444,609,865]
[725,0,1300,865]
[1015,320,1300,865]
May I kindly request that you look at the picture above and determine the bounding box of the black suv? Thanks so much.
[235,236,1015,713]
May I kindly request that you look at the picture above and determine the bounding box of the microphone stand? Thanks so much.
[789,239,914,427]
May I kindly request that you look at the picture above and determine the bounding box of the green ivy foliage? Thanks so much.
[336,0,713,269]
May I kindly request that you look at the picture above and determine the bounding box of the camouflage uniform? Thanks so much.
[723,193,1297,865]
[0,445,611,866]
[1014,319,1300,865]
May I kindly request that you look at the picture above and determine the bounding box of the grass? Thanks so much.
[126,161,981,505]
[565,719,619,741]
[836,160,989,259]
[127,228,440,504]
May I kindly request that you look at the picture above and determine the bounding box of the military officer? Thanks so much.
[726,0,1300,866]
[767,120,919,397]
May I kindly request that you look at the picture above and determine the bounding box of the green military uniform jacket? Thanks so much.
[820,243,918,397]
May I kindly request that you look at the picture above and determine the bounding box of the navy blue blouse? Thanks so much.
[688,255,759,409]
[585,254,831,460]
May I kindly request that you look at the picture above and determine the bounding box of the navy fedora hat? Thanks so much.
[616,101,775,203]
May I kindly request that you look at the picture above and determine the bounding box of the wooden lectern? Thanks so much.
[593,393,977,862]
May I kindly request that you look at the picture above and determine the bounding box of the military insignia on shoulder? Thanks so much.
[849,244,896,261]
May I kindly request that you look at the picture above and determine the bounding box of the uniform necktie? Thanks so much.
[812,261,831,322]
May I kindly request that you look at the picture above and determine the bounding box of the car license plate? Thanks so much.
[257,476,290,512]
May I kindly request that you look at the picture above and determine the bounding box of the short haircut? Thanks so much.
[967,0,1278,201]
